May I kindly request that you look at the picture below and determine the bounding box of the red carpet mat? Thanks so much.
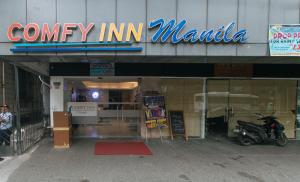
[94,141,152,155]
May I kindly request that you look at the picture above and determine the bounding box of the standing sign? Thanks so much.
[143,96,168,128]
[269,24,300,56]
[143,95,169,142]
[169,111,188,141]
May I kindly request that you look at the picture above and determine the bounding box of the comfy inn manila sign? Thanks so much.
[7,19,247,53]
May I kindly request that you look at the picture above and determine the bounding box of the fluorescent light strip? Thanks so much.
[10,47,143,53]
[14,42,132,47]
[82,81,138,90]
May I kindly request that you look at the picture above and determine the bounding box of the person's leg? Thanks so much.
[6,129,12,146]
[0,130,4,145]
[3,129,11,146]
[0,130,4,161]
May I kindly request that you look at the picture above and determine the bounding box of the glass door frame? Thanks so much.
[204,78,232,137]
[203,77,298,139]
[63,76,141,138]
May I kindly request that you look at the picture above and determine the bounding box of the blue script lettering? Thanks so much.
[149,18,186,43]
[148,19,247,44]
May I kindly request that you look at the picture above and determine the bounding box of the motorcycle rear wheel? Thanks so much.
[238,135,254,146]
[276,133,288,146]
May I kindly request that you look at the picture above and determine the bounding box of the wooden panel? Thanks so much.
[53,129,71,148]
[53,112,71,128]
[53,112,72,148]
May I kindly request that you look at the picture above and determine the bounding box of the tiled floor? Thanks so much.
[5,137,300,182]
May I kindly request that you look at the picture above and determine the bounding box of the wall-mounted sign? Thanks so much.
[7,19,247,53]
[67,102,98,117]
[149,19,247,44]
[52,81,61,89]
[90,63,114,76]
[269,24,300,56]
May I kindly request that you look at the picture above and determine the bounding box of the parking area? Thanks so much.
[2,137,300,182]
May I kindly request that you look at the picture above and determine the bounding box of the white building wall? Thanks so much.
[0,0,299,56]
[50,76,64,127]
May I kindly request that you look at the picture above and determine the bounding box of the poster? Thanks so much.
[269,24,300,56]
[143,96,168,128]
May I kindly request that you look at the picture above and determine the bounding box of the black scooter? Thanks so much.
[234,114,288,146]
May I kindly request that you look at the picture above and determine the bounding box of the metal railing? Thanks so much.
[0,116,45,156]
[0,126,15,156]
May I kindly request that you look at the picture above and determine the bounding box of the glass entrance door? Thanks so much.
[206,80,232,137]
[228,80,296,138]
[66,78,141,138]
[97,102,140,137]
[206,79,297,138]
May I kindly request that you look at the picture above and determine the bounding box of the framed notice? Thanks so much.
[169,111,188,141]
[269,24,300,56]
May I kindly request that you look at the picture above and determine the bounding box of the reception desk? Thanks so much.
[53,112,72,148]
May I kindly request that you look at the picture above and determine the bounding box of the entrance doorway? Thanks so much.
[64,78,141,138]
[60,77,297,139]
[206,80,232,137]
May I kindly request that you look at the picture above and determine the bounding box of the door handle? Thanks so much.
[121,105,124,121]
[116,105,119,120]
[225,107,228,122]
[228,106,234,123]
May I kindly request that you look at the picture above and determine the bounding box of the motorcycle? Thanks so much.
[234,113,288,146]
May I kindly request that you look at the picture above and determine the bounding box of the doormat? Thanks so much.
[94,141,152,155]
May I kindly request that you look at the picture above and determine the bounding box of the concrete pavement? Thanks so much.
[3,137,300,182]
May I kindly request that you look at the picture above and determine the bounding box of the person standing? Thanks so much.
[0,104,13,146]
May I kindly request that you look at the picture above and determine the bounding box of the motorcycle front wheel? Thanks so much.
[276,133,288,146]
[238,135,254,146]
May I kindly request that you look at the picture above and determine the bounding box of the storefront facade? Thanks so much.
[1,0,300,140]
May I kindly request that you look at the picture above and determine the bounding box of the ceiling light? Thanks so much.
[82,81,138,90]
[92,91,99,99]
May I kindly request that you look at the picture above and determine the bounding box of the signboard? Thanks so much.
[7,19,247,53]
[143,96,168,128]
[169,111,188,141]
[90,63,114,76]
[269,24,300,56]
[67,102,98,117]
